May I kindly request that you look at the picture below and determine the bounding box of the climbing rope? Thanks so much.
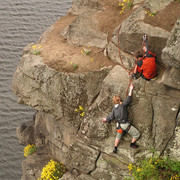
[117,25,135,97]
[117,25,147,97]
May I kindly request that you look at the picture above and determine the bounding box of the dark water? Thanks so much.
[0,0,72,179]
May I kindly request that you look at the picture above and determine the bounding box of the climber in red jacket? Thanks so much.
[133,38,158,81]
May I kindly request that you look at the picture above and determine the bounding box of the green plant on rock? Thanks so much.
[126,156,180,180]
[145,9,156,17]
[72,63,78,70]
[24,144,37,157]
[81,47,91,55]
[31,44,42,55]
[75,105,85,117]
[38,159,67,180]
[33,50,41,55]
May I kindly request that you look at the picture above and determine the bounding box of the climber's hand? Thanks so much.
[143,46,147,53]
[143,34,147,41]
[102,118,107,123]
[129,83,134,91]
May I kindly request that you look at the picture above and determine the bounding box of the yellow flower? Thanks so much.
[32,45,37,50]
[70,61,73,64]
[81,50,84,53]
[128,164,133,171]
[91,58,94,61]
[149,158,152,163]
[79,105,84,111]
[24,144,36,157]
[137,168,141,172]
[39,159,66,180]
[80,112,85,117]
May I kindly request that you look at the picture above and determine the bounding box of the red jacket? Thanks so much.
[137,51,157,80]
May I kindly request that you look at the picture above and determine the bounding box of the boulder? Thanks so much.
[162,16,180,68]
[145,0,174,12]
[68,0,103,15]
[61,12,108,48]
[162,66,180,90]
[16,120,35,145]
[21,154,50,180]
[91,153,129,180]
[152,95,179,152]
[167,111,180,161]
[129,96,154,148]
[108,42,134,70]
[64,141,100,174]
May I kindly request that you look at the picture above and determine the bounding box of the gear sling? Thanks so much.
[116,122,131,134]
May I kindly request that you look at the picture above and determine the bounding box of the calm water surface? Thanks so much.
[0,0,72,179]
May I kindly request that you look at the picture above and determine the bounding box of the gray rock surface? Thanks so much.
[145,0,174,12]
[167,112,180,161]
[68,0,104,15]
[162,16,180,68]
[61,12,108,48]
[21,154,50,180]
[162,66,180,90]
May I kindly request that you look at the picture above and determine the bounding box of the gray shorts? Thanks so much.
[116,123,140,140]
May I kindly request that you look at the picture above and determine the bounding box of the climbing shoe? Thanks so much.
[113,147,117,153]
[130,143,139,149]
[150,76,158,81]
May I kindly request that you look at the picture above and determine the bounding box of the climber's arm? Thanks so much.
[102,109,115,123]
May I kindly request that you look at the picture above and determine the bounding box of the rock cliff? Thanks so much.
[12,0,180,179]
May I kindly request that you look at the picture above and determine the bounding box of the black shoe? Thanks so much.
[130,143,139,149]
[113,147,117,153]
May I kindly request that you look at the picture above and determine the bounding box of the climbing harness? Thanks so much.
[116,122,131,134]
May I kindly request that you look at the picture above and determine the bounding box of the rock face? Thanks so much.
[162,16,180,68]
[12,0,180,179]
[61,12,108,48]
